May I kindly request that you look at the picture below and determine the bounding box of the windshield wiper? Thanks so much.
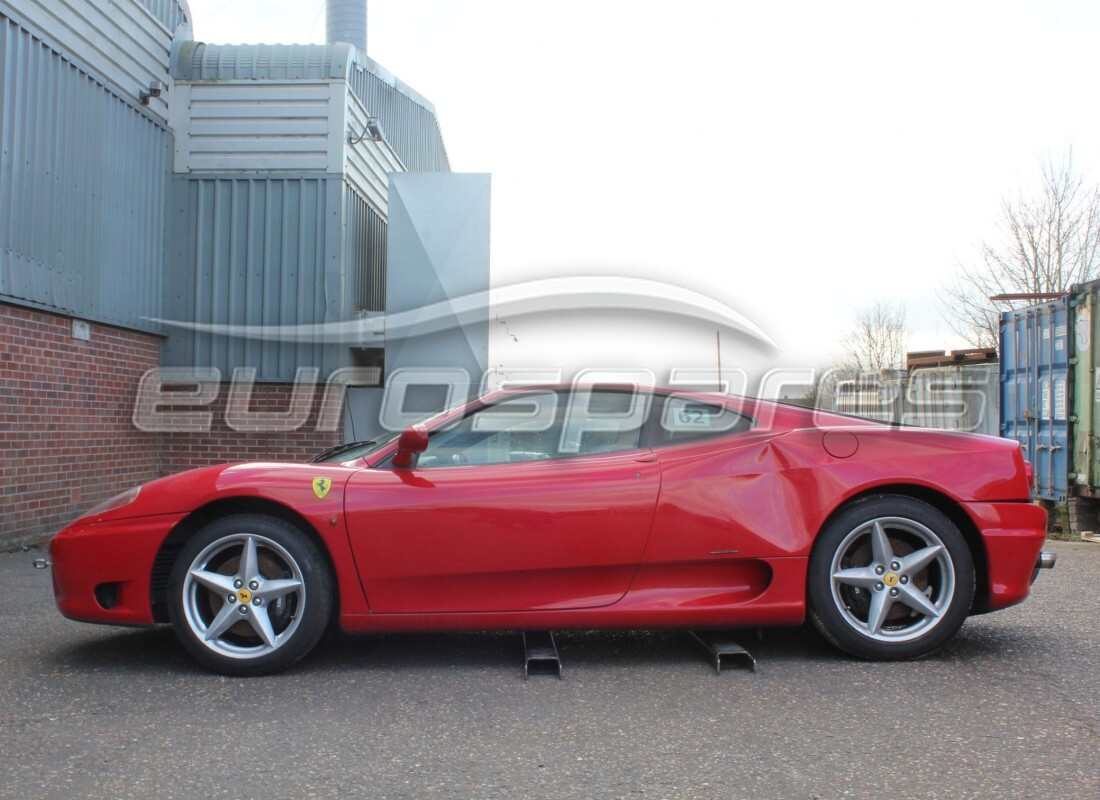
[310,444,378,462]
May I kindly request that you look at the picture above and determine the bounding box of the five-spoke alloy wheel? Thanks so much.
[168,515,333,676]
[808,495,975,660]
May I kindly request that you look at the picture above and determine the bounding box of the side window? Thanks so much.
[656,396,752,445]
[560,389,649,457]
[414,390,648,468]
[417,392,560,467]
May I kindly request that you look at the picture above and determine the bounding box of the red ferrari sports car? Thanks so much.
[49,386,1054,675]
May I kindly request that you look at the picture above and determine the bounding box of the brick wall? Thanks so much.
[1,302,342,549]
[159,383,339,474]
[1,302,162,548]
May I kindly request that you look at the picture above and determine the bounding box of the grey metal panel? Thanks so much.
[138,0,188,32]
[169,42,448,174]
[348,62,450,173]
[383,172,490,402]
[344,182,386,311]
[833,377,904,423]
[343,174,490,439]
[171,41,354,82]
[344,86,405,207]
[163,175,353,381]
[834,364,1001,438]
[3,0,177,119]
[181,81,332,173]
[0,14,167,331]
[905,363,1000,438]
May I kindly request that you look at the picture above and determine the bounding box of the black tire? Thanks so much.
[808,495,975,660]
[167,514,333,676]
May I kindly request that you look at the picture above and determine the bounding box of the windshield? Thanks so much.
[309,406,459,463]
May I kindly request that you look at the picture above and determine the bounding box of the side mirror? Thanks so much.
[392,424,429,468]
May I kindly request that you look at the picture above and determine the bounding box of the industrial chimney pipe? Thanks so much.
[327,0,367,53]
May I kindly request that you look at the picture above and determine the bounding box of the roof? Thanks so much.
[169,41,449,171]
[171,41,356,82]
[170,41,439,115]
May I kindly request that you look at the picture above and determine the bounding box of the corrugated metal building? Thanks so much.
[1,0,452,349]
[0,0,486,546]
[0,0,184,330]
[163,40,419,381]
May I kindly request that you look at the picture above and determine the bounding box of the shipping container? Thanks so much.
[833,373,905,422]
[999,298,1071,502]
[904,362,1000,437]
[833,364,999,437]
[1066,281,1100,535]
[1071,282,1100,491]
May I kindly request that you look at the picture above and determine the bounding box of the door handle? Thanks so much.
[634,455,658,463]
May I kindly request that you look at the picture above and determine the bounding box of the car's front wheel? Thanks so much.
[808,495,975,660]
[167,515,333,676]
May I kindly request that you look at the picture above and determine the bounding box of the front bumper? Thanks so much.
[50,513,185,626]
[962,501,1049,612]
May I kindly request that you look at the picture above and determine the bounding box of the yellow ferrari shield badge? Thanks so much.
[312,477,332,499]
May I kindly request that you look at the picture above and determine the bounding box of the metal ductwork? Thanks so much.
[327,0,366,52]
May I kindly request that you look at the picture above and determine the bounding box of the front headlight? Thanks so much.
[83,486,142,518]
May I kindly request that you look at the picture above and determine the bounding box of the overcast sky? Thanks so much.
[185,0,1100,387]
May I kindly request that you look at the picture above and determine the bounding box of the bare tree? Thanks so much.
[801,361,857,410]
[799,302,906,411]
[841,301,908,373]
[942,154,1100,348]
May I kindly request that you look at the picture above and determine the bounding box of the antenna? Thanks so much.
[716,330,722,392]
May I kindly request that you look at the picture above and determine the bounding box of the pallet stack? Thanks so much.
[906,348,998,371]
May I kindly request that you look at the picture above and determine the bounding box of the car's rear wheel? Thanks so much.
[167,515,332,676]
[808,495,974,660]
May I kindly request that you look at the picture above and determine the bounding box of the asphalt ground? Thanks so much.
[0,540,1096,800]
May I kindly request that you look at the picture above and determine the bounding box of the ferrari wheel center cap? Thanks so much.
[883,572,899,587]
[237,588,253,604]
